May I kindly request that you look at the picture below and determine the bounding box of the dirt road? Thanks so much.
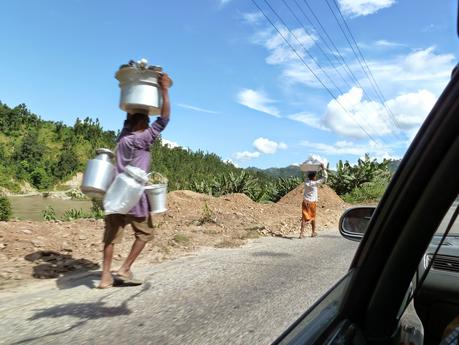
[0,230,358,345]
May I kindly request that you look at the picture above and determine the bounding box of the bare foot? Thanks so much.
[114,270,143,285]
[311,232,318,238]
[115,269,133,279]
[97,273,114,289]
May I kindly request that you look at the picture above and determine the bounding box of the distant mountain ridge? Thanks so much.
[251,158,401,179]
[248,165,302,178]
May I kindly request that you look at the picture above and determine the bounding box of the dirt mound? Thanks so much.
[218,193,255,205]
[169,190,211,201]
[0,187,348,289]
[278,184,345,209]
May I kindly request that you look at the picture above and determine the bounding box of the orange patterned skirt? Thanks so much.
[302,200,317,222]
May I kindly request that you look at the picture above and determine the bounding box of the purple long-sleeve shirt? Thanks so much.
[116,116,169,217]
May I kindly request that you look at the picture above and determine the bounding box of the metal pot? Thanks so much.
[80,148,116,198]
[145,184,168,214]
[103,166,149,215]
[300,163,321,172]
[115,60,173,116]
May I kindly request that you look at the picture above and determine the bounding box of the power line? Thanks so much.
[288,0,401,141]
[301,0,362,88]
[325,0,402,134]
[300,0,400,139]
[281,0,352,91]
[262,0,346,96]
[251,0,381,144]
[331,0,403,132]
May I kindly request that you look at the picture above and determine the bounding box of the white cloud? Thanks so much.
[241,12,263,25]
[369,46,454,95]
[322,87,436,139]
[251,26,316,69]
[253,137,288,154]
[237,89,280,117]
[301,139,401,161]
[288,112,330,131]
[234,137,288,161]
[337,0,396,17]
[162,139,180,149]
[422,24,443,33]
[374,39,404,48]
[177,103,219,114]
[234,151,261,161]
[223,159,240,168]
[385,90,437,129]
[324,87,393,138]
[278,46,454,93]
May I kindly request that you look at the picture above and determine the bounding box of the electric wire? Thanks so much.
[251,0,381,144]
[282,0,401,142]
[301,0,362,88]
[263,0,346,96]
[325,0,403,133]
[281,0,352,91]
[331,0,403,132]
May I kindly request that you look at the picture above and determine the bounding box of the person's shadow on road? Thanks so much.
[10,282,151,345]
[24,251,100,289]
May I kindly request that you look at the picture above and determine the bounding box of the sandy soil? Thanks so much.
[0,185,347,289]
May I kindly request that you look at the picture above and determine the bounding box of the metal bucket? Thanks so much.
[115,60,173,116]
[103,166,149,215]
[81,148,115,198]
[144,184,168,214]
[300,163,321,172]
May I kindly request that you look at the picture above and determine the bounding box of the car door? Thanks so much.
[272,62,459,344]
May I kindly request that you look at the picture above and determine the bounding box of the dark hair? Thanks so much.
[307,171,317,180]
[126,112,149,129]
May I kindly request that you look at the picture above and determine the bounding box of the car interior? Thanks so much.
[273,61,459,345]
[415,198,459,345]
[340,195,459,345]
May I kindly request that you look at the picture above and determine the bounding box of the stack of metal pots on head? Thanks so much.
[80,148,116,198]
[115,58,173,115]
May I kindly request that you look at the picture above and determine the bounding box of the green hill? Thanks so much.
[248,165,303,178]
[0,102,117,192]
[0,102,301,202]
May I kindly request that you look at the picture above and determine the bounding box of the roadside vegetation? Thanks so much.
[0,195,12,221]
[1,102,396,221]
[328,154,393,203]
[0,102,116,192]
[41,199,104,221]
[0,102,303,203]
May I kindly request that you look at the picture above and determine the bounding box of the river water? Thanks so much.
[8,195,92,221]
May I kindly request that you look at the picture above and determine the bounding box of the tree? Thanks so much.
[54,142,79,180]
[0,195,12,221]
[328,154,391,196]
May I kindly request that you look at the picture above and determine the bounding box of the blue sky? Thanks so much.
[0,0,457,169]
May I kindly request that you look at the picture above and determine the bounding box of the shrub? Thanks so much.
[342,177,389,204]
[42,206,57,221]
[65,189,87,200]
[62,208,86,221]
[60,199,104,221]
[0,195,12,221]
[197,202,216,225]
[90,198,105,219]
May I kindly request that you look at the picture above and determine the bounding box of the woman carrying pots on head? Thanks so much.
[98,74,171,289]
[300,164,328,239]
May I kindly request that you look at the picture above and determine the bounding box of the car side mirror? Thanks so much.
[339,207,376,242]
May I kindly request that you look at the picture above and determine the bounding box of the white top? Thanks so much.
[303,170,328,202]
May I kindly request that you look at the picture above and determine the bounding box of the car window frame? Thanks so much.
[342,68,459,341]
[274,66,459,344]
